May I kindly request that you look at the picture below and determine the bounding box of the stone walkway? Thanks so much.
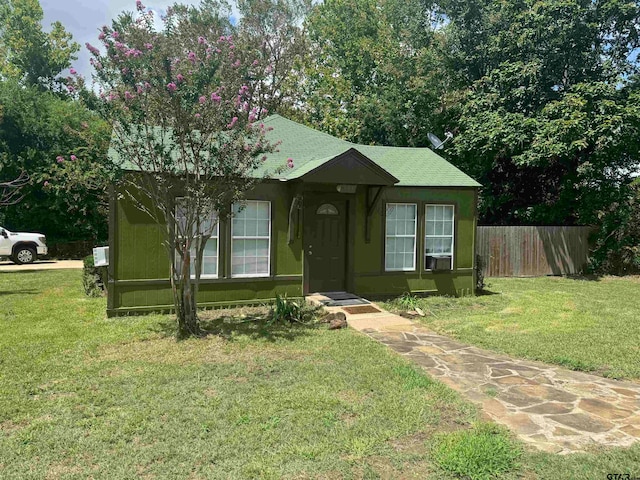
[310,294,640,454]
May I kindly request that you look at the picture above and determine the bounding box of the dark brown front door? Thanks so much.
[305,199,347,293]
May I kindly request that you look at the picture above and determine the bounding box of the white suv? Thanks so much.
[0,226,48,264]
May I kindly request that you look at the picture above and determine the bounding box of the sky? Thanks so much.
[39,0,236,81]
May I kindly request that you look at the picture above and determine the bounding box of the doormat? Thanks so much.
[343,305,381,315]
[320,291,370,307]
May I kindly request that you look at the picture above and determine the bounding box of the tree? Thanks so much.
[235,0,312,118]
[302,0,447,146]
[439,0,640,226]
[0,0,79,90]
[0,79,111,242]
[76,1,284,337]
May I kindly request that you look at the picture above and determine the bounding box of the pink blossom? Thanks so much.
[112,31,120,39]
[124,91,134,100]
[144,81,151,90]
[210,92,221,103]
[227,116,238,129]
[198,36,206,45]
[70,68,77,75]
[43,181,49,187]
[144,43,153,50]
[261,155,267,162]
[252,59,259,66]
[70,154,77,161]
[121,67,130,75]
[56,156,64,163]
[287,158,294,168]
[136,0,145,11]
[198,95,207,104]
[232,60,241,68]
[167,82,177,92]
[239,85,249,95]
[85,43,99,55]
[137,85,143,94]
[249,113,257,122]
[195,113,201,118]
[98,32,106,40]
[68,85,75,93]
[187,51,197,63]
[176,74,184,83]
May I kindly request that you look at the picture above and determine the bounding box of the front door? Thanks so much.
[305,200,347,293]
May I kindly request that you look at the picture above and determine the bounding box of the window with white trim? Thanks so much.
[175,199,219,278]
[425,204,454,270]
[385,203,417,271]
[231,200,271,277]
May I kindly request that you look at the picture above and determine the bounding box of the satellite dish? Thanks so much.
[427,131,454,150]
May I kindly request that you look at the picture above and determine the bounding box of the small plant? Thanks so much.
[431,422,521,480]
[270,294,317,324]
[396,291,420,311]
[82,254,106,297]
[475,254,486,292]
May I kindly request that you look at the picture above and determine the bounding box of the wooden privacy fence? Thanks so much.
[477,226,593,277]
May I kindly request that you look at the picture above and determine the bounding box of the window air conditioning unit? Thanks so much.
[427,255,451,271]
[93,246,109,267]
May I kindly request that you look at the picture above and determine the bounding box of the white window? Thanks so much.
[232,200,271,277]
[425,205,454,270]
[385,203,417,271]
[175,199,219,278]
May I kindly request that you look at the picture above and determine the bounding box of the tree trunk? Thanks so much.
[175,242,202,339]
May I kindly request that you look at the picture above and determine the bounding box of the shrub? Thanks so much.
[475,254,486,292]
[589,182,640,275]
[82,254,107,297]
[431,422,521,480]
[269,294,317,324]
[396,291,420,311]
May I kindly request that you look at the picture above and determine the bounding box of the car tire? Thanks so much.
[14,246,37,264]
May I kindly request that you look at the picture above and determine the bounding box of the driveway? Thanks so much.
[0,260,84,271]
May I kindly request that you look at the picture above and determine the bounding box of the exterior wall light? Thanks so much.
[336,184,357,194]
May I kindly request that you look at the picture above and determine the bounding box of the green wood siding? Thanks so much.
[351,186,476,297]
[108,181,477,315]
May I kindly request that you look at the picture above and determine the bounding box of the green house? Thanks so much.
[107,115,480,316]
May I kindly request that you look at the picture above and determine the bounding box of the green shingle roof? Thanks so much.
[259,115,481,187]
[109,115,480,188]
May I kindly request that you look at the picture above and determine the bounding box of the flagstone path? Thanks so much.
[309,295,640,454]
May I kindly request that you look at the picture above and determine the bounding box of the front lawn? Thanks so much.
[1,270,639,479]
[382,276,640,380]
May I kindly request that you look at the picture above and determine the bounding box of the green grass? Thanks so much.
[1,270,640,479]
[431,422,522,480]
[382,276,640,380]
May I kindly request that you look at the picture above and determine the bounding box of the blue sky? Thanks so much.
[40,0,233,80]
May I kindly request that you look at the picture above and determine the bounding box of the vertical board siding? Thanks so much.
[477,226,592,277]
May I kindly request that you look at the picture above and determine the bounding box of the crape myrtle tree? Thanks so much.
[71,1,287,337]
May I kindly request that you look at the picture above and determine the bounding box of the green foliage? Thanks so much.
[431,422,521,480]
[0,0,79,90]
[82,254,106,297]
[395,291,420,311]
[0,79,111,243]
[590,182,640,275]
[303,0,446,145]
[270,293,316,324]
[475,254,485,292]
